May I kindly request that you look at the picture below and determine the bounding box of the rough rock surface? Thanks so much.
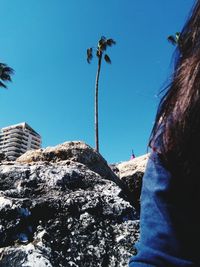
[0,141,139,267]
[0,153,9,163]
[17,141,133,206]
[116,154,149,211]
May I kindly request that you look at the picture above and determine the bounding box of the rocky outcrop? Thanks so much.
[16,141,113,179]
[116,154,149,211]
[17,141,133,206]
[0,153,9,163]
[0,141,139,267]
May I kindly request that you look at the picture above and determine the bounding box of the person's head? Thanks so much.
[150,0,200,175]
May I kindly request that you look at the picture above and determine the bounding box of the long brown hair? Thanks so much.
[149,0,200,176]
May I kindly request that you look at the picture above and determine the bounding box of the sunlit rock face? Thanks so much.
[0,141,139,267]
[115,154,149,212]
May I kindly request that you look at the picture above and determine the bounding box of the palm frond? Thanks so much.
[1,73,12,81]
[0,63,14,88]
[3,66,14,75]
[0,63,7,68]
[175,32,181,45]
[104,54,111,64]
[87,48,93,63]
[101,42,107,51]
[0,80,7,88]
[98,38,106,51]
[167,35,177,45]
[106,38,116,46]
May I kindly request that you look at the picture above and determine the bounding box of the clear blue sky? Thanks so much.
[0,0,195,163]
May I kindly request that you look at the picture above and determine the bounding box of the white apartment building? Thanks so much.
[0,122,41,160]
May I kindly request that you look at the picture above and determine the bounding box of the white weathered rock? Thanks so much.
[115,154,149,212]
[0,197,12,211]
[117,154,149,179]
[0,141,139,267]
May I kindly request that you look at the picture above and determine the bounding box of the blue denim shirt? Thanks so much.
[129,151,200,267]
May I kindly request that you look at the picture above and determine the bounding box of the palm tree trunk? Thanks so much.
[95,54,102,152]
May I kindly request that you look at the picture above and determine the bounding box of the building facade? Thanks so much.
[0,122,41,160]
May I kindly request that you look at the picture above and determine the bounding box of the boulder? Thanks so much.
[0,141,139,267]
[16,141,113,180]
[17,141,133,206]
[116,154,149,211]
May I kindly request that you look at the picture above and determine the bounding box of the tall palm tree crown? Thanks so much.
[87,36,116,152]
[87,36,116,64]
[0,63,14,89]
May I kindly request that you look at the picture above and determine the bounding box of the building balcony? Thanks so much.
[8,128,23,134]
[5,144,21,150]
[31,140,40,146]
[31,145,40,149]
[5,137,27,143]
[6,150,21,155]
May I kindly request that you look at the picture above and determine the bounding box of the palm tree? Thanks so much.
[87,36,116,152]
[0,63,14,89]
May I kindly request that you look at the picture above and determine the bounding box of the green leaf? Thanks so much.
[167,32,181,46]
